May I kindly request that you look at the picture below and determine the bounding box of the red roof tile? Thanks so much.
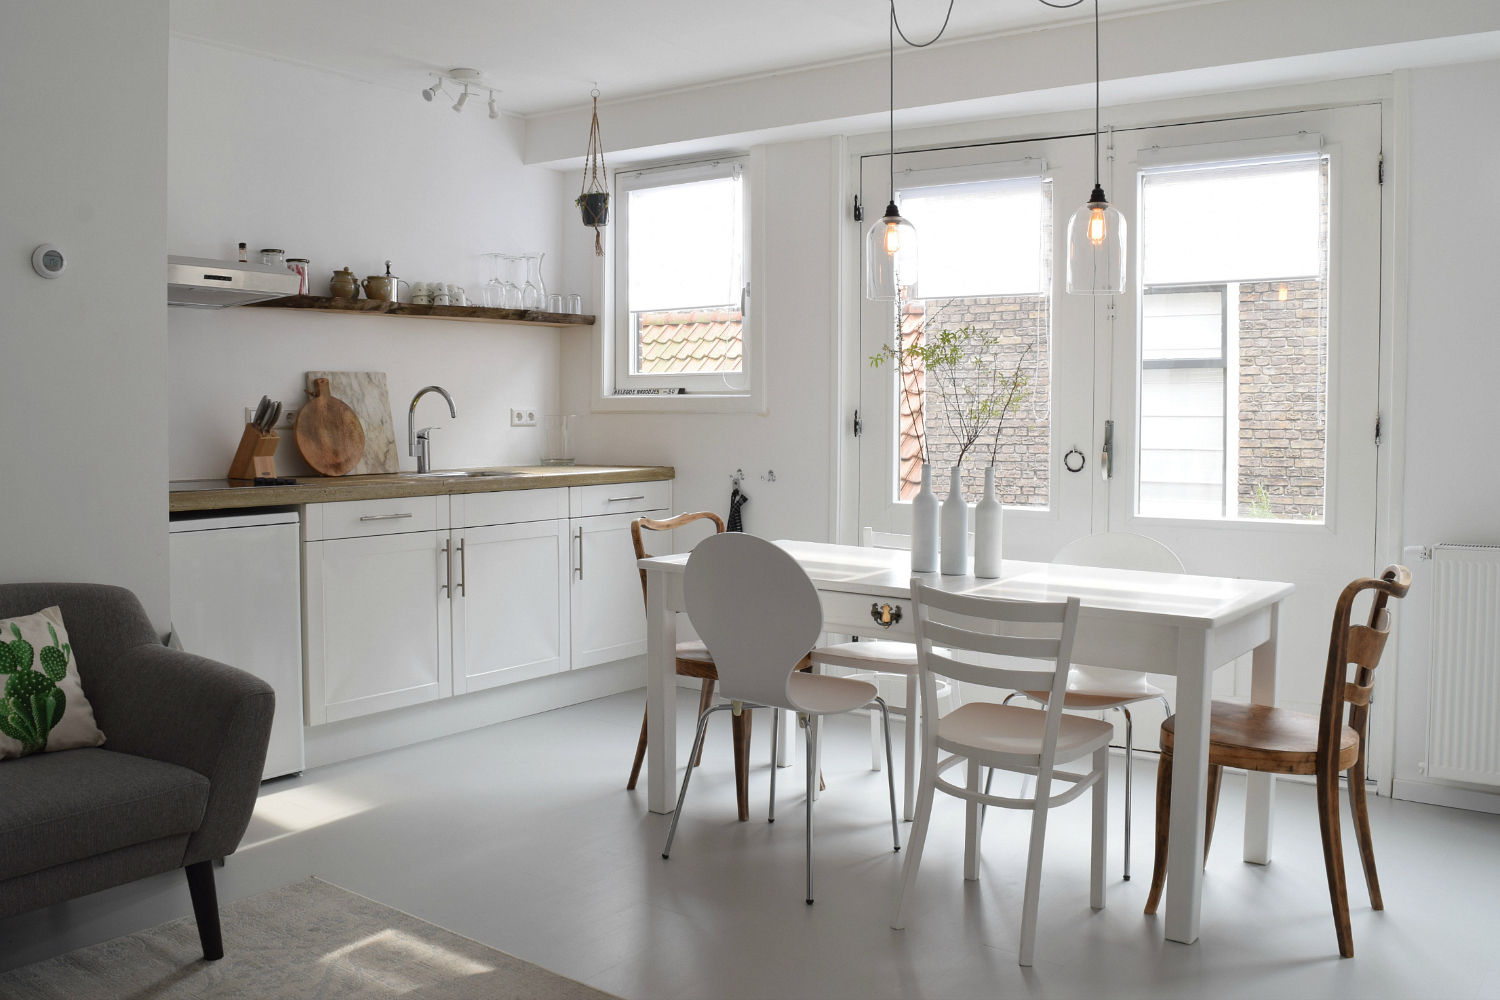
[636,309,743,375]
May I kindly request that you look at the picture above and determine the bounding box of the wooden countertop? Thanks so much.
[168,465,676,513]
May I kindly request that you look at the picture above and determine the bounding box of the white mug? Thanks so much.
[411,282,432,305]
[447,284,467,306]
[432,288,451,306]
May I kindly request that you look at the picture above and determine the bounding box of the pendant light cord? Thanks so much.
[890,5,896,202]
[892,0,956,48]
[1032,0,1098,186]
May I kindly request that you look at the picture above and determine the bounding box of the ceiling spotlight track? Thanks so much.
[420,68,500,119]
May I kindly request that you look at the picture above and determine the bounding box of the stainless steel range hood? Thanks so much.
[167,255,301,308]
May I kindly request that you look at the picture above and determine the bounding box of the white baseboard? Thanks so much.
[1391,777,1500,815]
[305,656,646,769]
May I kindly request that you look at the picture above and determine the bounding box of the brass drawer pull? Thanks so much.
[870,603,903,628]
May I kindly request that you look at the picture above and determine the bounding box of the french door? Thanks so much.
[857,104,1384,745]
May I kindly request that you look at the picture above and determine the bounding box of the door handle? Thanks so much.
[360,512,414,522]
[1100,419,1114,481]
[440,538,451,597]
[606,495,646,503]
[457,538,466,597]
[575,525,584,580]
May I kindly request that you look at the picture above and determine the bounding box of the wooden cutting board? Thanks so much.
[306,371,399,475]
[295,378,366,476]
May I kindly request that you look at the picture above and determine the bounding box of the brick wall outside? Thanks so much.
[898,295,1053,507]
[898,280,1328,518]
[1236,278,1326,519]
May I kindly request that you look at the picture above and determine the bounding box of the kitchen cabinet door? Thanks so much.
[569,509,666,669]
[452,519,571,694]
[304,530,452,724]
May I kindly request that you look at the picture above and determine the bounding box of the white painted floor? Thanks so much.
[3,689,1498,999]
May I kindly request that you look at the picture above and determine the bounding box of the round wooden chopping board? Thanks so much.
[296,377,367,476]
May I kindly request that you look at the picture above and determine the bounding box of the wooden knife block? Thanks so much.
[227,424,279,481]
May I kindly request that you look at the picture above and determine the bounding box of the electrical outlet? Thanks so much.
[279,407,298,429]
[510,407,537,427]
[244,406,257,424]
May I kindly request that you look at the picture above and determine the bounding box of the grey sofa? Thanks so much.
[0,583,274,960]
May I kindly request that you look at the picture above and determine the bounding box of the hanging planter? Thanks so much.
[576,88,609,256]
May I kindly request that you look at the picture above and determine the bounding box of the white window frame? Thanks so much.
[610,157,752,400]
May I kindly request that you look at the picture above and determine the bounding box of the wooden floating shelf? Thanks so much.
[249,294,594,328]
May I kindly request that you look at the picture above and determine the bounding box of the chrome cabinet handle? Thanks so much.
[360,512,414,522]
[457,538,467,596]
[606,495,646,503]
[575,526,584,580]
[440,538,451,596]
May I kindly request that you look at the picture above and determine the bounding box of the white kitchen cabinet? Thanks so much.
[451,490,571,694]
[302,481,670,724]
[569,482,671,669]
[303,528,453,724]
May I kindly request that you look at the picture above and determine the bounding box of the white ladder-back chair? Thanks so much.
[892,586,1109,967]
[810,528,957,822]
[662,533,900,904]
[996,530,1182,880]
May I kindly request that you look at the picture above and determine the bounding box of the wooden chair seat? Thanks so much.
[1161,701,1360,775]
[674,640,717,681]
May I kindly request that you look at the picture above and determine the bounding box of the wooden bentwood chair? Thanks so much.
[1144,564,1412,958]
[626,512,760,820]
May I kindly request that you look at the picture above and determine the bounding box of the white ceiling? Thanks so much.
[168,0,1196,116]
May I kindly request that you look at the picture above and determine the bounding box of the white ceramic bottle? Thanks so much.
[910,463,940,573]
[974,465,1003,579]
[940,464,971,575]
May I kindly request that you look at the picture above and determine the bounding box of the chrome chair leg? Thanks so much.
[1120,705,1133,881]
[802,713,815,904]
[875,697,901,852]
[662,703,732,859]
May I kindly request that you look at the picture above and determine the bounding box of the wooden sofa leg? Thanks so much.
[185,860,224,960]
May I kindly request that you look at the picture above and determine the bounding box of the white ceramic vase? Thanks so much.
[910,462,940,573]
[974,465,1003,579]
[940,464,971,575]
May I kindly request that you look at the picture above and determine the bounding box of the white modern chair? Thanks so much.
[892,585,1109,967]
[810,528,956,822]
[995,531,1181,880]
[662,532,901,904]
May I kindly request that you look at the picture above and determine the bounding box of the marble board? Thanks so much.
[305,371,399,475]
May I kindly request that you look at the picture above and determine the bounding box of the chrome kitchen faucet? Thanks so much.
[408,385,457,473]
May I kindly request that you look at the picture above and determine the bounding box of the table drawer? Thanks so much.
[303,496,445,541]
[569,480,672,518]
[454,487,567,528]
[820,590,914,641]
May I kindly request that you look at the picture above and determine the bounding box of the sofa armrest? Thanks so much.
[86,643,275,864]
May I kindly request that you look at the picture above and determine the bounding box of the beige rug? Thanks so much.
[0,877,618,1000]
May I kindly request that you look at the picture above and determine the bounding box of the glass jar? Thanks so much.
[259,248,286,266]
[286,257,310,294]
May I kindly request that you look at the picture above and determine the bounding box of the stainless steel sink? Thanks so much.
[403,470,527,479]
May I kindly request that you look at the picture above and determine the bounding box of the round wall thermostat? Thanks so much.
[31,244,66,279]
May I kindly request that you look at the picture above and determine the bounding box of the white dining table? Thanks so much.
[638,539,1293,945]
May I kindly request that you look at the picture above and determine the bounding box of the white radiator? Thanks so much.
[1426,543,1500,786]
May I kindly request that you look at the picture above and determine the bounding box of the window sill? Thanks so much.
[593,392,765,415]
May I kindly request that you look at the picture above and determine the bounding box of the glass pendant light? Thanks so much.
[1066,0,1126,295]
[865,4,918,300]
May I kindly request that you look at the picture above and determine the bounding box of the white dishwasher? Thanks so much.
[169,508,305,779]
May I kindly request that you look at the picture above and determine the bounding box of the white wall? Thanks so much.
[561,137,842,542]
[1390,58,1500,808]
[167,38,571,479]
[0,2,170,626]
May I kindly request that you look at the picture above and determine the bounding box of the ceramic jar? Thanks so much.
[329,267,359,300]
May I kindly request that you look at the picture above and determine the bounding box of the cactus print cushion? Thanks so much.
[0,607,105,761]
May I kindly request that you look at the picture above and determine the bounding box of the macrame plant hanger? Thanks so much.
[579,89,609,257]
